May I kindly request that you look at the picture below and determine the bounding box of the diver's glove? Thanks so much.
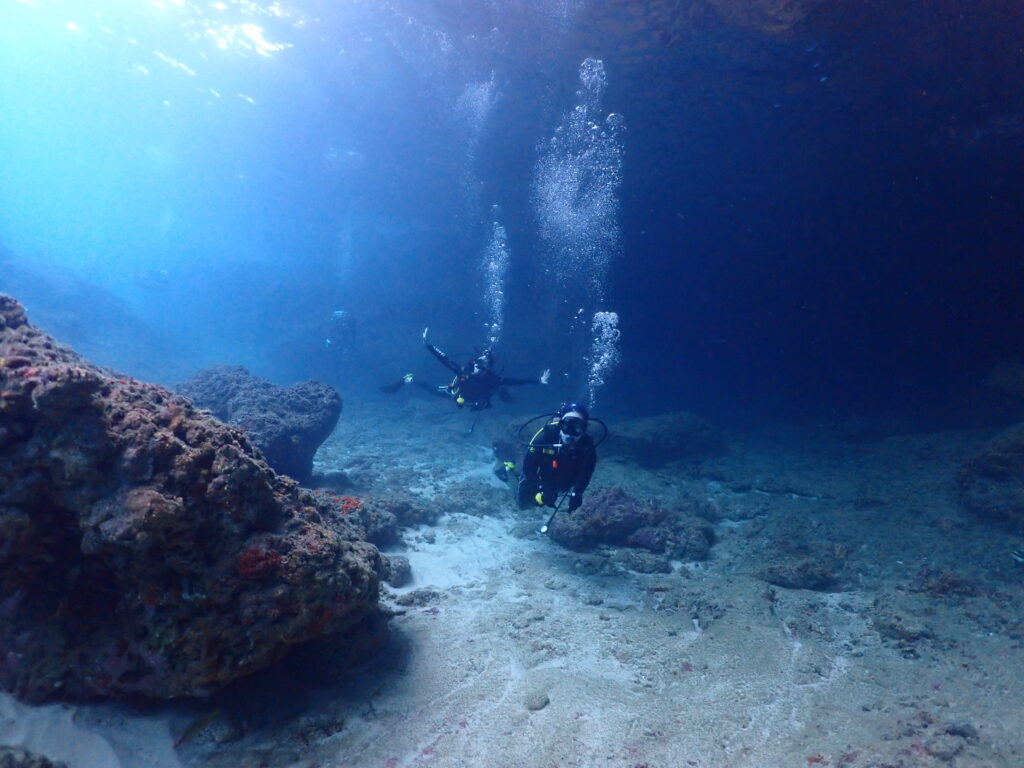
[534,489,557,508]
[494,461,516,483]
[567,491,582,512]
[540,368,550,385]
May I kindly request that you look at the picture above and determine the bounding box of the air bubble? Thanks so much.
[532,57,624,305]
[587,311,621,408]
[481,217,510,344]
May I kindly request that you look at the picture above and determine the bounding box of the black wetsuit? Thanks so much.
[517,421,597,510]
[425,342,539,411]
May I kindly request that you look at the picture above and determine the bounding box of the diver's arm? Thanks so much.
[423,330,461,374]
[427,343,461,373]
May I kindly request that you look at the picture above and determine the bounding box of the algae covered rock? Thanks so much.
[760,557,836,591]
[177,364,341,483]
[548,486,714,559]
[0,295,382,703]
[602,411,727,468]
[958,422,1024,533]
[0,746,67,768]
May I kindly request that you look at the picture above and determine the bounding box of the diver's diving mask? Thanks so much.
[559,414,587,444]
[474,351,492,372]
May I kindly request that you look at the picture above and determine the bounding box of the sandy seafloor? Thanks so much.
[3,398,1023,768]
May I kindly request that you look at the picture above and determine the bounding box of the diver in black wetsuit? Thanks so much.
[515,403,597,512]
[419,327,549,411]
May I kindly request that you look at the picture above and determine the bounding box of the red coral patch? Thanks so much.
[237,545,281,579]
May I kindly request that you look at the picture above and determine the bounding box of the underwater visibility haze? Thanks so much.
[2,1,1024,767]
[1,0,1019,423]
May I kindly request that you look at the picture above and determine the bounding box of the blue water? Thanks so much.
[3,4,1024,766]
[1,0,1022,424]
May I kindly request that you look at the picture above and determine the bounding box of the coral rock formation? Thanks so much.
[958,423,1024,533]
[177,365,341,483]
[0,746,67,768]
[549,486,714,559]
[0,295,382,703]
[602,411,727,468]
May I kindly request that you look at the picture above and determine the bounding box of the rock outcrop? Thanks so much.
[0,746,66,768]
[760,557,836,591]
[0,295,382,703]
[959,423,1024,533]
[177,365,341,483]
[310,491,441,546]
[549,486,714,560]
[601,411,727,468]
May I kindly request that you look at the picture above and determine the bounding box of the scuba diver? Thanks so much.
[382,328,550,411]
[324,309,357,357]
[514,402,598,516]
[423,327,551,410]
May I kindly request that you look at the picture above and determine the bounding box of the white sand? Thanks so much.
[0,693,182,768]
[4,414,1023,767]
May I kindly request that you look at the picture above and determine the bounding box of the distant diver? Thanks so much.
[324,308,357,356]
[380,327,550,412]
[504,403,600,532]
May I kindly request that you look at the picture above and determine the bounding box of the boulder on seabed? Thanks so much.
[177,365,341,483]
[601,411,727,468]
[0,746,67,768]
[0,294,383,703]
[548,486,714,561]
[958,422,1024,533]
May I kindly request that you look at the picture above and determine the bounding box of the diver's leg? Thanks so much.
[413,381,451,400]
[516,475,539,510]
[493,457,520,486]
[379,373,414,393]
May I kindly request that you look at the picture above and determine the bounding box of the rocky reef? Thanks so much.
[958,423,1024,533]
[549,486,714,562]
[0,295,383,703]
[602,411,727,468]
[177,365,341,483]
[0,747,66,768]
[310,490,441,547]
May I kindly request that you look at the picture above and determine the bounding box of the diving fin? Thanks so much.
[380,373,414,394]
